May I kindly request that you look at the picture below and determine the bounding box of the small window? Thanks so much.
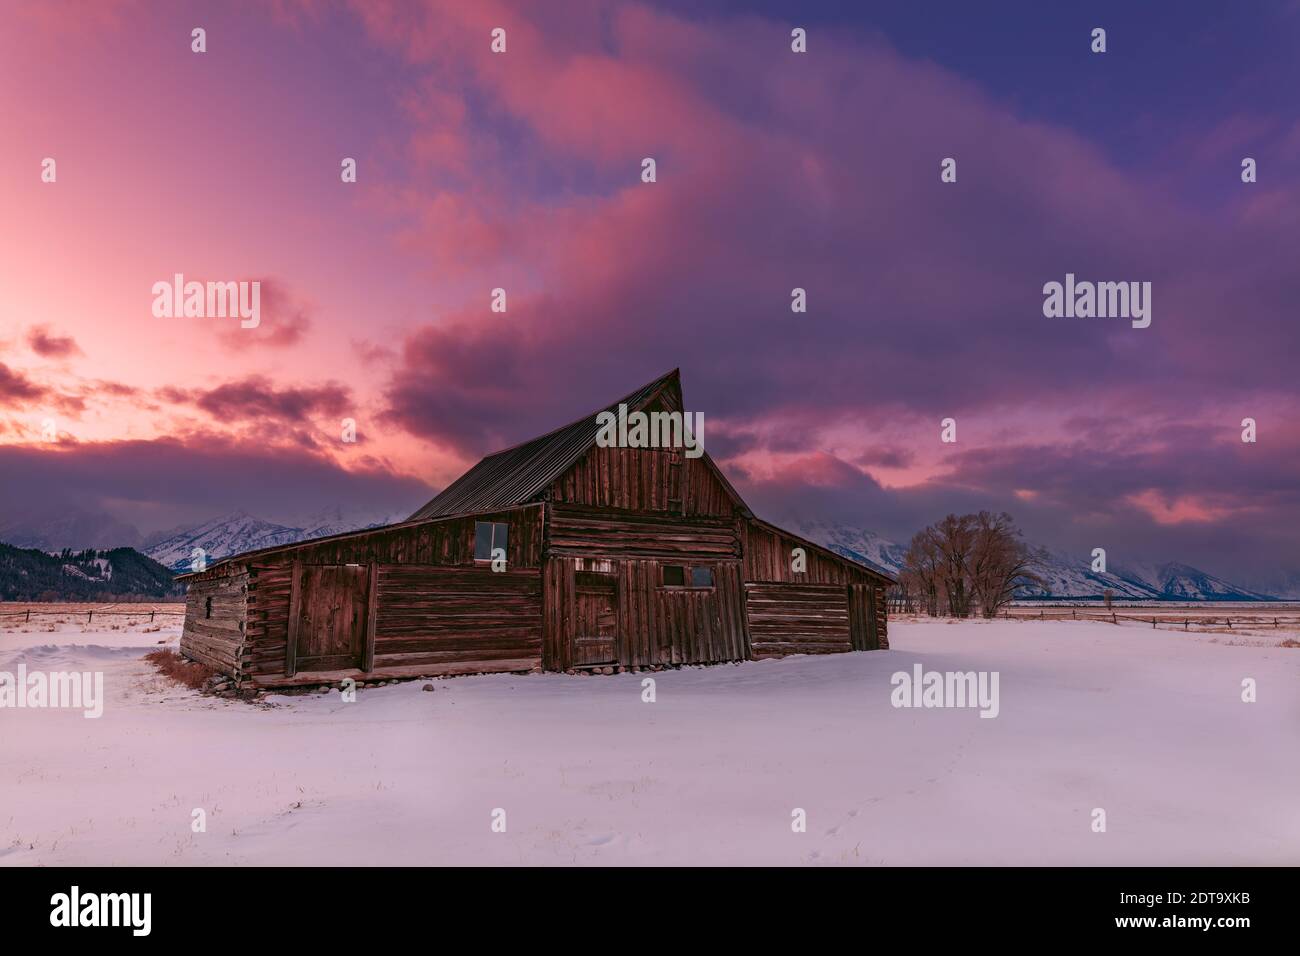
[691,567,714,588]
[204,596,213,619]
[474,521,509,561]
[662,565,686,586]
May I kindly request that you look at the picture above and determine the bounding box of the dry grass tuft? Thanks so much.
[144,648,215,690]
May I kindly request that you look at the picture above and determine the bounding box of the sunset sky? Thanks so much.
[2,0,1298,585]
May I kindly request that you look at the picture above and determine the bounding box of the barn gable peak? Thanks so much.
[408,369,747,520]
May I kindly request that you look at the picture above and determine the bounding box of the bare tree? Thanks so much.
[900,528,942,616]
[968,511,1040,618]
[902,511,1038,618]
[934,514,977,617]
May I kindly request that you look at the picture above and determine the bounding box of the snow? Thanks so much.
[2,616,1298,865]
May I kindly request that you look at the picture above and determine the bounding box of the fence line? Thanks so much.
[997,608,1299,632]
[0,608,185,623]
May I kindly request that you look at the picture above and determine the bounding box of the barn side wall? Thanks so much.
[741,521,890,653]
[235,506,544,687]
[180,566,249,678]
[745,582,852,658]
[372,566,541,673]
[542,503,749,670]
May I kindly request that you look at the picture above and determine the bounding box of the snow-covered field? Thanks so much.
[2,616,1298,866]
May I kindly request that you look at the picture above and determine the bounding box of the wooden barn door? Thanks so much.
[286,563,370,675]
[572,571,618,667]
[848,583,879,651]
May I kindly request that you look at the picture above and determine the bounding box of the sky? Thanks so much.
[1,0,1298,587]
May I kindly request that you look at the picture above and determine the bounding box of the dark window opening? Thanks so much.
[661,564,715,589]
[204,596,213,619]
[474,521,509,561]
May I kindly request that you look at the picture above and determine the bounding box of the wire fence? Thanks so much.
[888,602,1300,634]
[0,607,185,624]
[1001,608,1300,633]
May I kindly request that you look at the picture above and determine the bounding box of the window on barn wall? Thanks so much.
[473,521,509,561]
[661,565,715,589]
[204,596,212,619]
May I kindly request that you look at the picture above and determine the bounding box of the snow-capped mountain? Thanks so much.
[1018,549,1161,600]
[783,519,908,578]
[1114,561,1276,602]
[786,523,1279,601]
[144,508,407,572]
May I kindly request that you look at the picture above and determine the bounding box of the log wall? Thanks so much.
[745,582,853,658]
[232,506,544,685]
[372,566,541,673]
[179,567,248,677]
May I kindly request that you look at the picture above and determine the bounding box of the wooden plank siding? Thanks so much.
[848,582,889,651]
[745,582,853,658]
[542,556,577,671]
[550,445,738,517]
[234,507,545,684]
[180,568,248,676]
[544,556,749,669]
[546,504,740,561]
[743,521,876,585]
[249,506,542,570]
[624,558,748,665]
[372,566,541,672]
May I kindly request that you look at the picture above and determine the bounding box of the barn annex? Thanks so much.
[178,370,893,688]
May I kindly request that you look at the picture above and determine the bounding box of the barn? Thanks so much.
[177,370,893,688]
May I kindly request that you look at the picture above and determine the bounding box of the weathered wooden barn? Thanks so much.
[178,370,893,688]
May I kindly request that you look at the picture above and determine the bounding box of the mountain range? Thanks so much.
[784,519,1285,602]
[143,507,409,573]
[0,505,1288,601]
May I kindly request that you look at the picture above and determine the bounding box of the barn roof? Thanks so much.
[408,368,748,520]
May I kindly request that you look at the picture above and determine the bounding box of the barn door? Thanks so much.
[572,572,618,667]
[286,563,370,675]
[848,583,879,651]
